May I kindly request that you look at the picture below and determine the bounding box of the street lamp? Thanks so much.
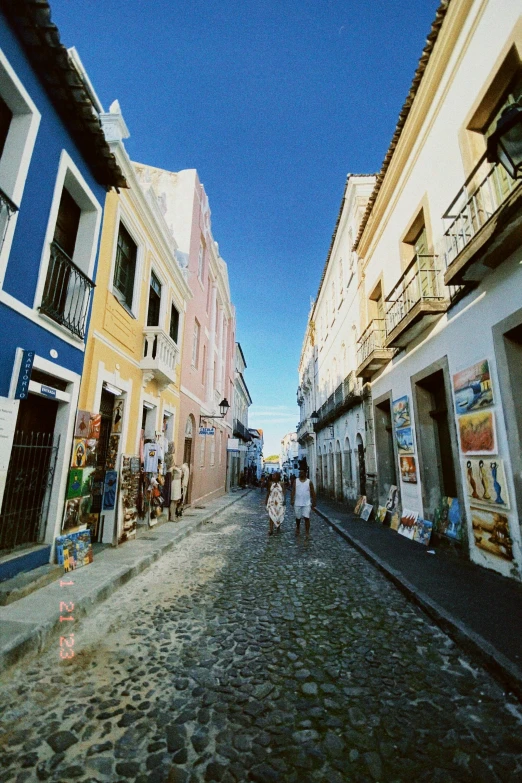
[486,101,522,180]
[199,398,230,426]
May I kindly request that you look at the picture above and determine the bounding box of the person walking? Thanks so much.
[291,469,316,537]
[265,471,285,536]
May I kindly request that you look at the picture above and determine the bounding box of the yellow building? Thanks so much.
[73,100,191,546]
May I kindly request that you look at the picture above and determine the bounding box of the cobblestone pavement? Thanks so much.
[1,492,522,783]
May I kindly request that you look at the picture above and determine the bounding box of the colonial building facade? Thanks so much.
[134,165,236,507]
[0,5,124,577]
[355,0,522,579]
[297,175,375,501]
[230,342,252,487]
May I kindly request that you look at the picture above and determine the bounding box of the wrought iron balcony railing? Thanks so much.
[233,418,251,441]
[443,153,520,270]
[385,254,446,336]
[357,319,387,366]
[40,242,94,340]
[0,185,18,255]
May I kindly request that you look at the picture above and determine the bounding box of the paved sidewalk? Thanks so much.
[0,489,250,673]
[316,497,522,700]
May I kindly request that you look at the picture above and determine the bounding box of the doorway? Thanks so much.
[335,441,343,500]
[356,435,366,496]
[374,394,398,506]
[183,416,194,503]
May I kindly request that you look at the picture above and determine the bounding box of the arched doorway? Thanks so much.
[356,434,366,496]
[328,442,334,497]
[322,444,328,490]
[317,453,323,491]
[335,440,343,500]
[183,416,195,503]
[344,437,353,497]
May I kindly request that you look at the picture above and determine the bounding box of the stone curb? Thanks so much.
[316,506,522,702]
[0,490,250,673]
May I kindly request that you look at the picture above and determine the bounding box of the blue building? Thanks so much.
[0,0,126,578]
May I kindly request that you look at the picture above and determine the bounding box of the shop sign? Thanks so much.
[199,427,215,436]
[14,350,35,400]
[0,397,20,508]
[40,385,57,398]
[227,438,239,451]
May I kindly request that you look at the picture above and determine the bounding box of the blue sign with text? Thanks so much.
[14,350,35,400]
[40,385,57,398]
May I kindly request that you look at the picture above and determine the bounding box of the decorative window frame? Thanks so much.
[108,201,146,319]
[0,46,41,288]
[33,149,102,340]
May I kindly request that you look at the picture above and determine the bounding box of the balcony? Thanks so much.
[314,371,363,432]
[39,241,94,340]
[233,418,251,442]
[297,417,315,444]
[356,319,395,379]
[384,254,450,349]
[0,185,18,255]
[443,154,522,286]
[140,327,179,388]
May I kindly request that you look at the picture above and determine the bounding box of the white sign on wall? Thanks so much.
[0,397,20,510]
[227,438,239,451]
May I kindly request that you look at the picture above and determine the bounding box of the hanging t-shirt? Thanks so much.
[143,442,159,473]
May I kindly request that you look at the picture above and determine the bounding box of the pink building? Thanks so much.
[134,165,236,504]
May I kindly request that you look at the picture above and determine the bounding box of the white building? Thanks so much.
[230,342,252,486]
[247,428,263,480]
[297,175,375,500]
[280,431,299,478]
[354,0,522,579]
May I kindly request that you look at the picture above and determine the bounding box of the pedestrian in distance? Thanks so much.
[265,471,286,536]
[291,469,317,537]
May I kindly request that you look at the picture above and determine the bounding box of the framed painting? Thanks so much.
[71,438,87,468]
[354,496,366,516]
[471,506,513,562]
[413,518,433,546]
[396,426,414,455]
[399,455,417,484]
[392,396,411,429]
[458,410,496,455]
[463,457,510,511]
[385,485,399,511]
[398,508,418,540]
[453,359,493,415]
[66,468,83,499]
[74,410,91,439]
[360,503,373,521]
[376,506,388,523]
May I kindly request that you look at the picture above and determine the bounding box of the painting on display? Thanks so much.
[89,413,101,440]
[112,400,124,434]
[458,410,496,455]
[471,507,513,562]
[63,498,80,530]
[105,435,120,470]
[71,438,87,468]
[360,503,373,521]
[463,457,510,511]
[433,497,463,540]
[102,470,118,510]
[385,485,399,512]
[396,427,415,455]
[392,396,411,429]
[398,508,418,540]
[390,512,400,531]
[118,455,139,543]
[354,496,366,516]
[85,439,98,467]
[399,455,417,484]
[413,518,433,546]
[66,468,83,499]
[81,467,95,498]
[376,506,388,523]
[453,359,494,415]
[74,410,91,439]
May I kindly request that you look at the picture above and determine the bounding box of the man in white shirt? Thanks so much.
[291,469,317,537]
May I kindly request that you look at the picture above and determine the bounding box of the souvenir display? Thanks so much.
[85,439,98,467]
[112,400,123,433]
[433,496,463,541]
[63,498,80,530]
[119,455,139,543]
[106,434,120,470]
[102,470,118,510]
[390,512,400,531]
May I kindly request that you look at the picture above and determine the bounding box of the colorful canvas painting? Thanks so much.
[471,507,513,562]
[399,455,417,484]
[463,457,510,511]
[71,438,87,468]
[102,470,118,510]
[392,396,411,429]
[89,413,101,440]
[376,506,388,523]
[453,359,494,415]
[74,410,91,438]
[413,518,433,546]
[360,503,373,521]
[398,508,418,540]
[63,498,80,530]
[81,467,95,498]
[354,496,366,516]
[458,410,496,455]
[434,497,463,540]
[390,512,400,531]
[385,485,399,511]
[105,434,120,470]
[396,427,414,455]
[85,439,98,467]
[66,468,83,499]
[112,400,124,434]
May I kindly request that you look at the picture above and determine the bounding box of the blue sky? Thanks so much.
[52,0,440,457]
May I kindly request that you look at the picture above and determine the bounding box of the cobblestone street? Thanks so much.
[1,492,521,783]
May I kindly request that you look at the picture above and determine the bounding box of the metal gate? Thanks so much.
[0,431,60,551]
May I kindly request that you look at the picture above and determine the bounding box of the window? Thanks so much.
[198,241,204,282]
[206,279,212,312]
[114,223,137,309]
[54,188,80,258]
[192,319,201,368]
[0,94,13,161]
[202,344,207,386]
[170,303,179,343]
[210,430,216,466]
[147,271,161,327]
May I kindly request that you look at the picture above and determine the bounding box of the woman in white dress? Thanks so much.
[265,471,286,535]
